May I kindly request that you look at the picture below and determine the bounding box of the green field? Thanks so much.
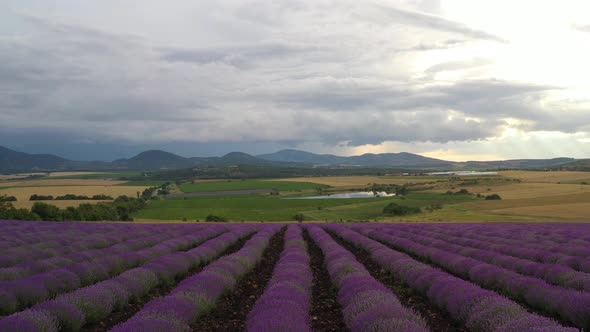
[117,180,169,187]
[134,192,477,221]
[135,195,392,221]
[179,180,327,193]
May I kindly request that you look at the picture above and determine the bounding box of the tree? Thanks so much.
[1,196,17,202]
[383,203,421,216]
[205,215,227,222]
[293,213,305,223]
[485,194,502,200]
[31,202,61,221]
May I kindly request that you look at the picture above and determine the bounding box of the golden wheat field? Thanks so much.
[499,170,590,183]
[0,179,127,188]
[0,173,46,180]
[0,185,149,209]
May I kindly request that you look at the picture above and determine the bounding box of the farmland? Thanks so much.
[179,179,326,193]
[0,220,587,331]
[2,170,590,221]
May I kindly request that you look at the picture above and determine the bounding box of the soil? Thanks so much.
[190,227,286,332]
[83,231,256,332]
[302,228,349,332]
[325,229,466,332]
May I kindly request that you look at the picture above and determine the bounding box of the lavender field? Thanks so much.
[0,220,588,331]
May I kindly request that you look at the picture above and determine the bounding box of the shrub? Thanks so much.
[382,203,421,216]
[29,194,54,201]
[205,215,227,222]
[293,213,305,222]
[485,194,502,200]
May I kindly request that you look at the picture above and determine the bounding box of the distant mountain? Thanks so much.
[257,149,451,166]
[0,145,584,173]
[462,158,575,170]
[113,150,194,169]
[257,149,343,164]
[548,159,590,171]
[0,146,71,172]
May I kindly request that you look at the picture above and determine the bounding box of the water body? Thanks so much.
[285,191,395,199]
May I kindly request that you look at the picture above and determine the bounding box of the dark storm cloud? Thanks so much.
[0,2,585,159]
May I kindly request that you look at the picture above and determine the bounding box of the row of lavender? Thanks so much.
[382,226,590,290]
[0,221,172,251]
[0,225,230,315]
[307,226,429,331]
[1,221,587,331]
[245,225,313,331]
[111,225,281,331]
[407,223,590,259]
[0,225,258,331]
[357,223,590,330]
[0,228,202,281]
[327,224,578,331]
[395,225,590,273]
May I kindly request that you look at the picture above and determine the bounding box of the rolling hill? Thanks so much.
[0,145,582,173]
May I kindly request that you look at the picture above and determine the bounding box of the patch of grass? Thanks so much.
[134,190,478,222]
[179,179,327,193]
[134,195,391,221]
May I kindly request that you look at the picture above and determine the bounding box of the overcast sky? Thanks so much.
[1,0,589,161]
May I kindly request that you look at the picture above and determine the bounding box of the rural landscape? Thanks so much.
[2,0,590,331]
[1,147,590,331]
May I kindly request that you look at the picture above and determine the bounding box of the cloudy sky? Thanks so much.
[1,0,589,161]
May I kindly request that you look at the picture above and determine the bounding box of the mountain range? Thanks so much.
[0,145,582,173]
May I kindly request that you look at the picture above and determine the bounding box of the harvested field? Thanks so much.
[499,170,590,183]
[0,179,127,188]
[0,173,45,180]
[0,185,148,209]
[491,202,590,220]
[439,182,590,200]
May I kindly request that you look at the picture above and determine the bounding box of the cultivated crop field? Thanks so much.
[179,179,326,193]
[0,186,150,209]
[0,220,588,331]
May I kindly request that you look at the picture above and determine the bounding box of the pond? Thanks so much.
[284,191,395,199]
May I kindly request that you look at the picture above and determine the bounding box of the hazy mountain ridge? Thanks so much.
[257,149,451,166]
[0,146,580,173]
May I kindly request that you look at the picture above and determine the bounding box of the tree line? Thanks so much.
[29,194,113,201]
[1,194,147,222]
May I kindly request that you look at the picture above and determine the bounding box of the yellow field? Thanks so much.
[0,185,148,209]
[426,172,590,221]
[265,176,436,188]
[499,170,590,183]
[432,182,590,200]
[0,179,126,188]
[400,205,560,222]
[491,202,590,220]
